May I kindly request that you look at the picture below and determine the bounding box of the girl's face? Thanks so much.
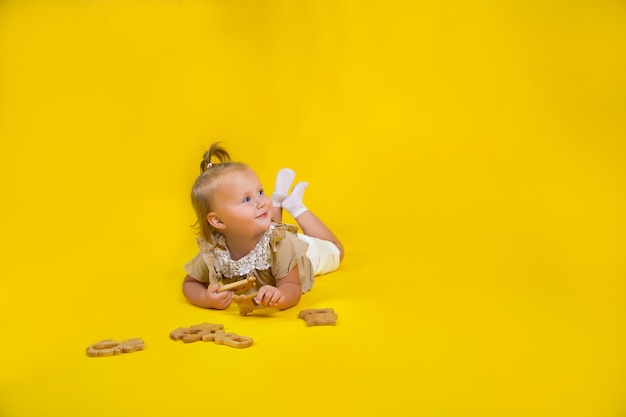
[208,168,273,238]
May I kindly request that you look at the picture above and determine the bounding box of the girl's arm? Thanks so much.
[182,274,232,309]
[254,265,302,310]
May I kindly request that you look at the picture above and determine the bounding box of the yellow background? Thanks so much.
[1,1,625,416]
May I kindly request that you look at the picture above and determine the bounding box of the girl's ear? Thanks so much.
[207,212,225,230]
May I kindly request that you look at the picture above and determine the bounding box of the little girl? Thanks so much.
[182,143,344,311]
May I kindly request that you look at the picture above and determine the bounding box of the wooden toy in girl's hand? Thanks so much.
[217,276,257,294]
[231,292,264,316]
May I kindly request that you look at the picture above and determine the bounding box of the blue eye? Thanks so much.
[258,189,265,196]
[242,196,251,203]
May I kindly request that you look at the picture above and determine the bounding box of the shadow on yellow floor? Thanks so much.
[1,1,625,416]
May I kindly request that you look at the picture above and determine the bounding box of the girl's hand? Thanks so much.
[254,285,285,308]
[206,283,232,309]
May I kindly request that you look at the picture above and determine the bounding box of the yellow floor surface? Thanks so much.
[1,1,625,416]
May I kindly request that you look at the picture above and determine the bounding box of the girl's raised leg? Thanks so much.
[282,182,344,261]
[271,168,295,223]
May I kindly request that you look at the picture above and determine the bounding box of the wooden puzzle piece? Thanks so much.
[217,276,257,294]
[86,338,145,357]
[298,308,338,326]
[232,292,267,316]
[213,330,254,348]
[169,322,224,343]
[170,323,253,348]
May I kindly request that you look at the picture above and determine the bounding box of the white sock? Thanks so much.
[282,182,309,218]
[271,168,296,207]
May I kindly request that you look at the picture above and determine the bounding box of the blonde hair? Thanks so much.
[191,143,250,245]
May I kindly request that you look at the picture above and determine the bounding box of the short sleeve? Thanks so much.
[184,252,209,283]
[271,229,315,293]
[183,238,217,284]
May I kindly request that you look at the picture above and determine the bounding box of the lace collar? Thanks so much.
[213,224,274,279]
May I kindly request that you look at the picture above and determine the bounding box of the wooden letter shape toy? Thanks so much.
[298,308,338,326]
[169,322,224,343]
[86,338,145,357]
